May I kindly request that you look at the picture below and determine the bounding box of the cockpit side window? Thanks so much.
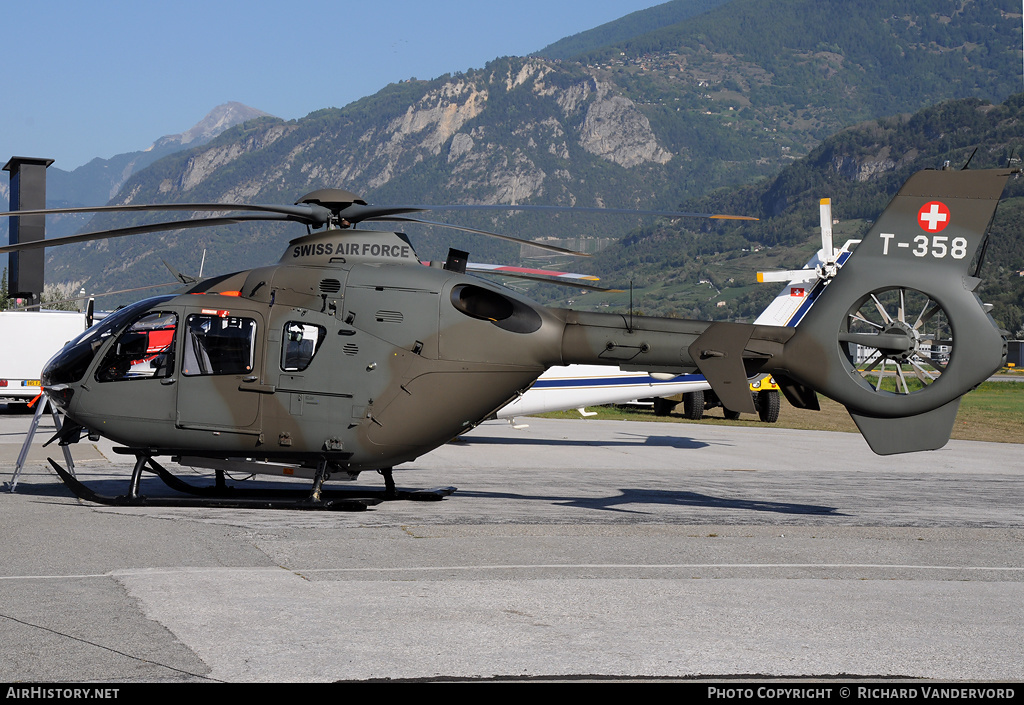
[182,314,257,376]
[95,311,178,383]
[281,322,327,371]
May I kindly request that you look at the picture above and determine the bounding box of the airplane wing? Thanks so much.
[494,365,711,419]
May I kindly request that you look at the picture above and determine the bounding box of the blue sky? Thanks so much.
[6,0,666,170]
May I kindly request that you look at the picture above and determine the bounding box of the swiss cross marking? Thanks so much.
[918,201,950,232]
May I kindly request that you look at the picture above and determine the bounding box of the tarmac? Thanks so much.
[0,404,1021,683]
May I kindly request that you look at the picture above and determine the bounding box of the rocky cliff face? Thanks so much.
[160,122,293,197]
[572,79,672,168]
[125,58,676,220]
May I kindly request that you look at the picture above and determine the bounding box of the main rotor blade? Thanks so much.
[0,213,297,254]
[400,204,759,220]
[0,202,331,226]
[334,204,429,223]
[464,263,600,281]
[420,261,612,289]
[472,270,619,292]
[2,200,755,229]
[369,215,591,256]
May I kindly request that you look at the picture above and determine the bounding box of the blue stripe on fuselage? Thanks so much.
[531,373,705,389]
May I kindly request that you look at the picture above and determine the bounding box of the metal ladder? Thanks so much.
[9,397,76,492]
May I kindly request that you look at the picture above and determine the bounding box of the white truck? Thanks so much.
[0,309,90,408]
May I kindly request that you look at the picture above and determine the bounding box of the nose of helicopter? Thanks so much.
[37,294,179,413]
[42,384,75,412]
[40,349,86,411]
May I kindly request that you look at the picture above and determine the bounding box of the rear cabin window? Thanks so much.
[96,311,178,382]
[182,314,257,376]
[281,322,327,371]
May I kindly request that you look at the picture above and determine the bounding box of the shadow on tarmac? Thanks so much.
[457,434,712,451]
[458,487,844,516]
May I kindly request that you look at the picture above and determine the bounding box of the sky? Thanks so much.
[5,0,668,171]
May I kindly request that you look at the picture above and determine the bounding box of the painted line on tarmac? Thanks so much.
[297,562,1024,573]
[2,563,1022,582]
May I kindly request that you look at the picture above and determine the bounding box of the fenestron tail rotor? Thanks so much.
[839,287,952,395]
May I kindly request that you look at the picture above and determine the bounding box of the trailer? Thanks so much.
[0,309,90,407]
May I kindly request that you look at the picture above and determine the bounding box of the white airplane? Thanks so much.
[493,198,851,425]
[494,365,713,419]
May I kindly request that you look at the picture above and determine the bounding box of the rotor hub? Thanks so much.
[880,321,918,363]
[295,188,367,209]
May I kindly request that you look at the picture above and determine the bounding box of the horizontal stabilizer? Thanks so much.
[688,323,757,414]
[848,398,961,455]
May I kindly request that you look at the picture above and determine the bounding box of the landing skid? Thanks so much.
[47,455,456,511]
[148,460,455,502]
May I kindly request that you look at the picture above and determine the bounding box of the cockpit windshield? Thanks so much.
[41,295,177,386]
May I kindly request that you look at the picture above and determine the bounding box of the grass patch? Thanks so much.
[532,381,1024,444]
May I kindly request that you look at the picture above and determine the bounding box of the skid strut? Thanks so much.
[47,454,455,510]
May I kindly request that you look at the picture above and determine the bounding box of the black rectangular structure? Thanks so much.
[4,156,54,304]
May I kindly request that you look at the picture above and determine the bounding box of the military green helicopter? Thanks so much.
[1,163,1016,510]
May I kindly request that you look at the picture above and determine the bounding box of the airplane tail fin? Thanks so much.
[753,197,849,331]
[749,197,851,411]
[769,167,1016,454]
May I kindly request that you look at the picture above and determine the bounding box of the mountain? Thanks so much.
[36,0,1024,304]
[1,103,273,246]
[49,102,273,207]
[149,102,273,155]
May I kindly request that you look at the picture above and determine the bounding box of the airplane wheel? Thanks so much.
[757,390,780,423]
[682,391,704,420]
[840,287,950,395]
[723,408,741,420]
[653,398,675,416]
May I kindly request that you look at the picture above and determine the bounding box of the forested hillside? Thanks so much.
[534,0,731,59]
[560,93,1024,337]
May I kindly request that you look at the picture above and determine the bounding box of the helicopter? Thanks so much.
[1,159,1016,510]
